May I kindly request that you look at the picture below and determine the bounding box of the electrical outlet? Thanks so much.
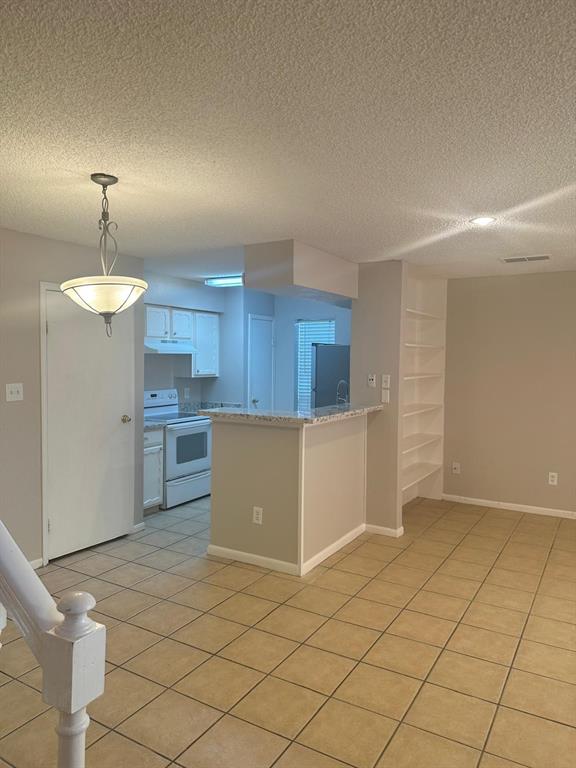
[381,374,391,389]
[6,383,23,402]
[548,472,558,486]
[381,388,390,404]
[451,461,461,475]
[368,374,376,388]
[252,506,263,525]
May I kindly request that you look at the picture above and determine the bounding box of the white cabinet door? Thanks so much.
[146,306,170,338]
[193,312,219,376]
[171,309,194,339]
[143,444,163,508]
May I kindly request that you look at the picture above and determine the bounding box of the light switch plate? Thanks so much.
[381,374,391,389]
[6,383,24,402]
[381,389,390,404]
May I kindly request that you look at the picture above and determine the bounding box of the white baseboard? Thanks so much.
[206,545,300,575]
[29,558,44,570]
[300,524,366,576]
[442,494,576,521]
[132,522,146,533]
[365,524,405,537]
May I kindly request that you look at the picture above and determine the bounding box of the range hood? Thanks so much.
[144,337,198,354]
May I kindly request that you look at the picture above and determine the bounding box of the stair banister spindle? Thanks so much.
[0,521,105,768]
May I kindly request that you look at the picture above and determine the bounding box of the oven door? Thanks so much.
[165,420,211,480]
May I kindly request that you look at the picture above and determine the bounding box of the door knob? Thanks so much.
[121,415,132,423]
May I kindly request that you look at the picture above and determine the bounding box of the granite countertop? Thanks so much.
[197,403,383,426]
[144,421,166,431]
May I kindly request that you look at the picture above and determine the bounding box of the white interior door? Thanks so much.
[248,315,275,410]
[44,288,136,560]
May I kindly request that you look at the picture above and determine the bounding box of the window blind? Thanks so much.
[295,319,336,411]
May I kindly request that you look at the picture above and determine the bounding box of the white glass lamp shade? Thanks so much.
[60,275,148,316]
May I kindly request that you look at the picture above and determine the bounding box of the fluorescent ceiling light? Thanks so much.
[204,275,244,287]
[469,216,497,227]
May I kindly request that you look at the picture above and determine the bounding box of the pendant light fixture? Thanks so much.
[60,173,148,336]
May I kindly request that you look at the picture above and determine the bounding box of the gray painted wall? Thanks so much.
[0,227,144,560]
[444,272,576,512]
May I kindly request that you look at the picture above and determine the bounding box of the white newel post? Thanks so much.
[43,592,106,768]
[0,521,106,768]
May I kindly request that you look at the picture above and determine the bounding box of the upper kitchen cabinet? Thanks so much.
[193,312,219,376]
[146,305,170,337]
[171,309,194,339]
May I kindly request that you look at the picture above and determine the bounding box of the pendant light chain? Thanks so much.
[99,185,119,277]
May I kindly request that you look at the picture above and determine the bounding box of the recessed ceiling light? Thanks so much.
[469,216,497,227]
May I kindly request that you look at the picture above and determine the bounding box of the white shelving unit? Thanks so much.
[400,268,447,505]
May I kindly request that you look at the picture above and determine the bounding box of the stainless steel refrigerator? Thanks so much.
[311,343,351,408]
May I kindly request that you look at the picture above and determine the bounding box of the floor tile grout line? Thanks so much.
[478,510,568,764]
[8,501,574,767]
[235,502,468,765]
[163,523,432,767]
[374,503,536,765]
[205,504,568,766]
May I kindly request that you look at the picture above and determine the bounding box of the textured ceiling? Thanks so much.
[1,0,575,278]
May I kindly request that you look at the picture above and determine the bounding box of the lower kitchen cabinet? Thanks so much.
[144,430,164,508]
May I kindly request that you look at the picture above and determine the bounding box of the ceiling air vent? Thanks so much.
[501,254,551,264]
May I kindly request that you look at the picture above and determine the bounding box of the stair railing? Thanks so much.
[0,521,105,768]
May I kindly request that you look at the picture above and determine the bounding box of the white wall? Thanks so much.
[202,287,245,405]
[0,228,144,561]
[144,273,245,404]
[142,276,352,412]
[444,272,576,513]
[351,261,404,531]
[144,272,227,313]
[273,295,351,410]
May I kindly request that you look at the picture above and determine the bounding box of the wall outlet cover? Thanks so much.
[368,374,377,388]
[252,506,263,525]
[6,383,24,402]
[381,374,391,389]
[381,389,390,404]
[451,462,461,475]
[548,472,559,486]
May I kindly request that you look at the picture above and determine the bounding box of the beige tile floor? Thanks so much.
[1,497,575,767]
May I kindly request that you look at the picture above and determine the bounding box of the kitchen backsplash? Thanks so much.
[174,376,241,410]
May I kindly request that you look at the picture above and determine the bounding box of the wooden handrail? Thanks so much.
[0,521,105,768]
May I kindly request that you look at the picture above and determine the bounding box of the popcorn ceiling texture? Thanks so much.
[1,0,575,277]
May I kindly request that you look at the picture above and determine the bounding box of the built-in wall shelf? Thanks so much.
[403,403,443,417]
[403,372,442,381]
[405,308,444,321]
[404,343,444,350]
[402,433,442,455]
[402,462,442,491]
[401,273,446,505]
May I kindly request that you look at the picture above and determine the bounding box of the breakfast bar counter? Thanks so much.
[199,404,382,575]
